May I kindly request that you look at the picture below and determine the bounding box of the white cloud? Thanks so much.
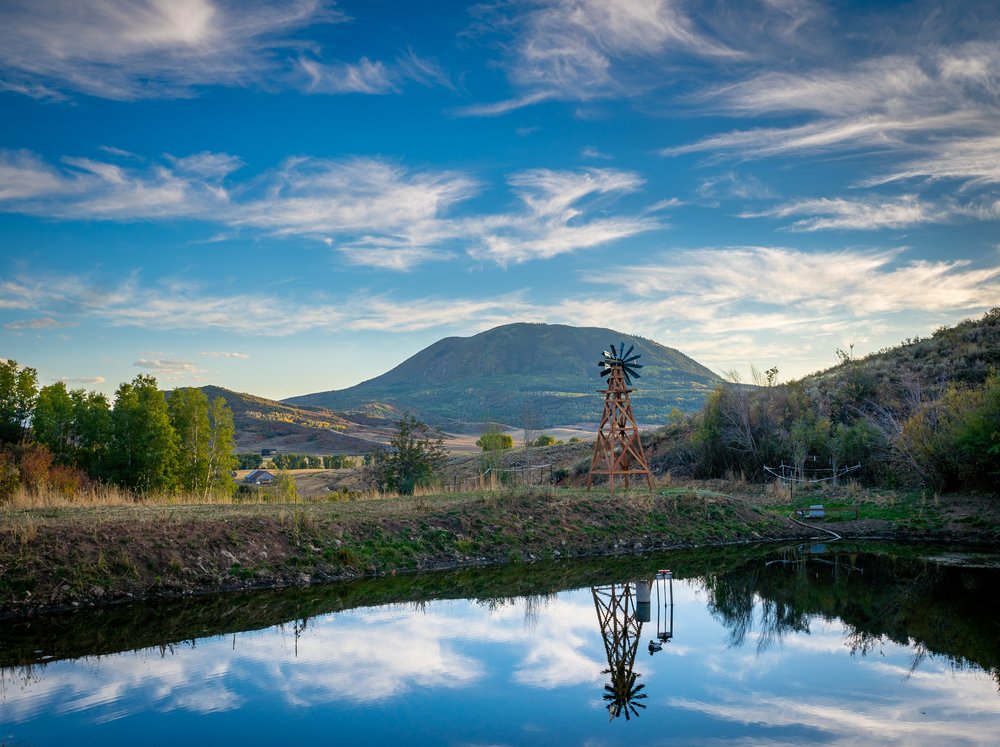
[0,0,334,100]
[133,358,205,378]
[0,0,452,101]
[56,375,107,386]
[3,316,78,330]
[199,351,250,359]
[297,51,451,95]
[297,56,396,94]
[744,194,1000,231]
[464,0,738,112]
[0,151,656,269]
[466,168,657,264]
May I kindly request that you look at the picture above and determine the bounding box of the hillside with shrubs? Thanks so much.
[647,308,1000,493]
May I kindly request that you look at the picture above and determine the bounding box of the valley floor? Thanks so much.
[1,483,997,619]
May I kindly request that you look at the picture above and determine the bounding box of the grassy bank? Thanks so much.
[2,482,997,619]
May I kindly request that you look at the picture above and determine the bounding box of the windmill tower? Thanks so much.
[588,342,653,491]
[592,582,647,720]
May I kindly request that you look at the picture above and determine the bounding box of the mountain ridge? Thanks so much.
[283,322,721,428]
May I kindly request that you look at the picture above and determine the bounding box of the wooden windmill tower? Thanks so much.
[592,582,648,720]
[588,342,653,491]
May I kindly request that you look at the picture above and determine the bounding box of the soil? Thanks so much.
[1,484,996,620]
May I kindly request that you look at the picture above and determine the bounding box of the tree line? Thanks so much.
[236,452,360,470]
[0,360,237,501]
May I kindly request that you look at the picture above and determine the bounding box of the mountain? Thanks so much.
[196,386,398,455]
[283,323,721,428]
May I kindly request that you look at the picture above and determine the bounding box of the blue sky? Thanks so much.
[1,0,998,401]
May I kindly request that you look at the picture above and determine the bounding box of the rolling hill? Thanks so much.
[195,386,398,455]
[283,323,721,428]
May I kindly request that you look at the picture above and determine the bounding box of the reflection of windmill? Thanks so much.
[592,582,649,720]
[648,570,674,654]
[588,342,653,491]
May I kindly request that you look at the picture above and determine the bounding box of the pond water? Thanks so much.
[2,542,999,746]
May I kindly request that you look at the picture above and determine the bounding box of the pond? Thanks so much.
[2,542,999,745]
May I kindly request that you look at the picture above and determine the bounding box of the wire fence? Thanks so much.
[448,464,555,492]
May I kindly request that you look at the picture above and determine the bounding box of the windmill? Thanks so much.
[588,341,653,491]
[592,582,647,720]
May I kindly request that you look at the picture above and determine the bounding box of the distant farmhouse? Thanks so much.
[261,448,279,457]
[244,469,275,485]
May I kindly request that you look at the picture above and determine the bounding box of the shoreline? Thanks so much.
[2,486,997,620]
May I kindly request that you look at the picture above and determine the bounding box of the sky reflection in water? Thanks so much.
[2,557,999,746]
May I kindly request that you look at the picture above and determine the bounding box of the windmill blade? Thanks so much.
[610,343,618,358]
[623,353,641,363]
[623,343,635,359]
[619,341,626,359]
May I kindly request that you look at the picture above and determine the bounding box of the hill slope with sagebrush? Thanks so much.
[197,386,397,455]
[284,323,721,428]
[647,308,1000,492]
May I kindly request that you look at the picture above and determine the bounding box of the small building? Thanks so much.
[244,469,275,485]
[261,448,278,457]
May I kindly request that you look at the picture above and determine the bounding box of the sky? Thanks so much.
[1,0,999,402]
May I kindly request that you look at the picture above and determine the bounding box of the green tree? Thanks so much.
[169,388,237,498]
[71,389,112,479]
[0,359,38,444]
[366,415,447,495]
[33,382,77,463]
[206,395,237,497]
[112,374,178,493]
[532,434,560,447]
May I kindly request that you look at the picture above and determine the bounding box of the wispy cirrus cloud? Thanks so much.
[744,194,1000,231]
[461,0,740,114]
[297,50,452,94]
[0,150,654,269]
[596,246,1000,316]
[4,241,998,381]
[465,168,657,264]
[0,0,450,101]
[666,36,1000,194]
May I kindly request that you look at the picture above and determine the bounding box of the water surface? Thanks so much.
[2,543,998,745]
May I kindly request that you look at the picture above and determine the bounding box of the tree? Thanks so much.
[206,395,237,497]
[169,388,237,498]
[34,382,77,463]
[112,375,178,493]
[71,389,112,479]
[365,415,447,495]
[0,359,38,444]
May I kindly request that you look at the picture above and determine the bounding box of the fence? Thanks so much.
[449,464,554,492]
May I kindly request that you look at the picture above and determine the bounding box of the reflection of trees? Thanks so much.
[705,545,1000,688]
[705,549,812,653]
[592,583,646,720]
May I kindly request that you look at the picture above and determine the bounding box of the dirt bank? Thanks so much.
[2,486,996,619]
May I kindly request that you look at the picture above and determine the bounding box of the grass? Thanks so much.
[2,480,995,618]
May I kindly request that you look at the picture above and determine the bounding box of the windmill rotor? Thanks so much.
[598,341,643,386]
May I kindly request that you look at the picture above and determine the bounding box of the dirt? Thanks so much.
[1,485,996,620]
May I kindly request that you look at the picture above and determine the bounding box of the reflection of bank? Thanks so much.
[591,571,675,721]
